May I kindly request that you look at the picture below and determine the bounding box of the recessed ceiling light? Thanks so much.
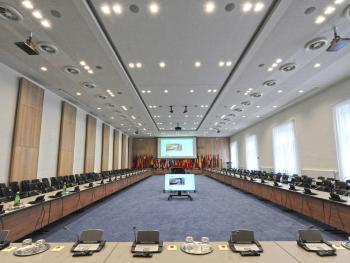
[218,61,225,67]
[242,2,253,12]
[149,2,159,14]
[190,89,194,93]
[230,104,236,110]
[276,58,283,63]
[101,4,111,15]
[76,92,81,96]
[113,3,123,14]
[88,69,94,74]
[168,115,171,118]
[141,90,146,94]
[195,61,201,67]
[226,61,232,66]
[159,61,166,68]
[121,105,128,111]
[40,66,47,72]
[298,90,304,93]
[41,19,51,28]
[220,115,226,119]
[208,89,212,93]
[136,62,142,68]
[256,105,261,108]
[147,90,151,93]
[277,89,283,93]
[129,63,135,68]
[80,61,86,66]
[121,123,124,126]
[267,67,273,72]
[84,65,90,70]
[138,122,142,126]
[242,115,246,118]
[334,0,344,4]
[314,63,321,68]
[204,1,216,14]
[256,115,260,118]
[273,105,278,108]
[213,89,217,92]
[131,115,136,120]
[324,6,335,15]
[254,2,264,12]
[185,115,189,118]
[315,15,326,24]
[97,107,101,110]
[22,1,33,10]
[272,63,278,68]
[32,10,43,19]
[205,105,208,108]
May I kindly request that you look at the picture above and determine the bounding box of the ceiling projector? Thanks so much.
[174,123,182,131]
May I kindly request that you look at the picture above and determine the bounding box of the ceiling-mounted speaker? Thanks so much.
[279,63,296,72]
[38,42,58,54]
[0,3,23,22]
[64,66,80,75]
[304,37,328,51]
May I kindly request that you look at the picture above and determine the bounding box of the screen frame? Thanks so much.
[157,137,197,159]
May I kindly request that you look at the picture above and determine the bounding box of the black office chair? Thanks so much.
[41,178,53,192]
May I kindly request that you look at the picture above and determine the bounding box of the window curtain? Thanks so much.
[245,135,259,170]
[230,141,239,168]
[335,101,350,181]
[272,121,298,175]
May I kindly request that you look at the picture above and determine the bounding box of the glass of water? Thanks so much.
[185,236,194,251]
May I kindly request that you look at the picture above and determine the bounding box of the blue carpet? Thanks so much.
[32,175,346,242]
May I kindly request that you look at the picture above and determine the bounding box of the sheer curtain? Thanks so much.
[245,135,259,170]
[272,121,298,175]
[335,101,350,181]
[230,141,239,168]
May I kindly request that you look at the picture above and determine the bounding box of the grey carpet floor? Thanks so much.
[31,175,346,242]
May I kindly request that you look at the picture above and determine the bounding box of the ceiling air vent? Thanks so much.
[114,110,122,114]
[241,101,251,106]
[38,42,58,54]
[279,63,296,72]
[228,113,236,117]
[64,66,80,75]
[304,37,328,51]
[105,103,115,108]
[97,94,107,100]
[233,107,243,112]
[0,3,23,22]
[81,82,96,89]
[263,80,277,87]
[250,92,262,98]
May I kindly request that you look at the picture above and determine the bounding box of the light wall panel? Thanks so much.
[113,130,120,170]
[101,124,110,171]
[84,115,96,173]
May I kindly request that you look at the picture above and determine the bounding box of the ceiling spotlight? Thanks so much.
[272,63,278,68]
[277,89,283,93]
[190,89,194,93]
[40,66,47,72]
[183,106,188,114]
[242,2,253,12]
[84,65,90,70]
[111,116,115,120]
[121,105,128,111]
[204,1,216,14]
[324,6,335,15]
[101,4,111,15]
[208,89,212,93]
[195,61,201,67]
[170,105,174,113]
[136,62,142,68]
[226,61,232,66]
[218,61,225,67]
[76,92,81,96]
[41,19,51,28]
[267,67,273,72]
[22,1,33,10]
[97,107,101,110]
[88,69,94,74]
[314,63,321,68]
[147,90,151,93]
[273,105,278,108]
[164,89,168,93]
[213,89,217,92]
[129,63,135,68]
[298,90,304,93]
[334,0,344,4]
[113,3,123,14]
[141,90,146,94]
[80,61,86,66]
[149,2,159,14]
[230,104,236,110]
[315,15,326,24]
[159,61,166,68]
[276,58,283,63]
[131,115,136,120]
[254,2,264,12]
[256,105,261,108]
[32,10,43,19]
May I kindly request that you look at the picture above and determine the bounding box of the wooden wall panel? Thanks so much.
[84,115,96,172]
[101,124,110,171]
[57,102,76,176]
[132,138,157,165]
[10,78,44,182]
[128,137,133,168]
[197,137,230,162]
[121,134,127,169]
[113,130,120,170]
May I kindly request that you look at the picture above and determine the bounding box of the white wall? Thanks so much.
[230,76,350,179]
[0,64,19,183]
[94,119,103,173]
[37,91,61,179]
[73,108,86,174]
[118,132,122,169]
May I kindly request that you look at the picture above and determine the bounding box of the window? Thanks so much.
[272,121,298,175]
[230,141,239,168]
[245,135,259,170]
[334,101,350,181]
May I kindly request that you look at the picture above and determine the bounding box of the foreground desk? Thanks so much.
[0,170,152,242]
[1,242,348,263]
[204,169,350,234]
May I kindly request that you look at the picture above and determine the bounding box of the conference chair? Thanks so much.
[50,177,60,190]
[9,182,20,194]
[41,178,54,192]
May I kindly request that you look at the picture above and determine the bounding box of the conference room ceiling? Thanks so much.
[0,0,350,137]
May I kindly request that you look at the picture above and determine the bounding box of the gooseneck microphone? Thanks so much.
[63,226,80,242]
[133,226,137,243]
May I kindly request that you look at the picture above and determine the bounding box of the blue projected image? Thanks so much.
[164,174,195,192]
